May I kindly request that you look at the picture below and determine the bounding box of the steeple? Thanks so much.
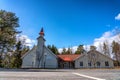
[39,27,44,37]
[37,27,45,41]
[35,27,45,68]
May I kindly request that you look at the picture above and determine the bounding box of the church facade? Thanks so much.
[22,28,114,69]
[22,28,58,68]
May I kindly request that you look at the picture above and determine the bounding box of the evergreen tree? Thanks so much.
[51,45,59,54]
[21,46,30,56]
[0,10,21,67]
[90,45,96,51]
[11,41,22,68]
[61,48,67,54]
[2,54,11,68]
[66,47,72,54]
[0,10,20,53]
[47,45,51,50]
[47,45,59,54]
[75,45,84,54]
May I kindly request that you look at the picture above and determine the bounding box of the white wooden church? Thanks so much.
[22,28,114,68]
[22,28,58,68]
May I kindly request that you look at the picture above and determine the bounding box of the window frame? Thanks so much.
[80,61,83,67]
[96,61,101,67]
[88,62,91,67]
[105,61,109,66]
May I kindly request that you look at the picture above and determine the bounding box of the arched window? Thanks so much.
[96,61,100,67]
[105,61,109,66]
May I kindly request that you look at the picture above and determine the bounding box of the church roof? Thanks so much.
[21,45,37,59]
[57,54,80,62]
[87,50,113,61]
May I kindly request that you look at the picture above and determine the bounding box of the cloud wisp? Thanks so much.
[115,13,120,20]
[16,35,36,47]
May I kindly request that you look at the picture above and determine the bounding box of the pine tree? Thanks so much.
[75,45,84,54]
[47,45,59,54]
[21,46,30,56]
[90,45,96,51]
[66,47,72,54]
[0,10,20,53]
[61,48,67,54]
[11,41,22,68]
[0,10,21,67]
[112,41,120,66]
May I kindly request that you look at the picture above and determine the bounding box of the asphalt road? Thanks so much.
[0,69,120,80]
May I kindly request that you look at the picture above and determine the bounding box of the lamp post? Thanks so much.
[44,54,47,69]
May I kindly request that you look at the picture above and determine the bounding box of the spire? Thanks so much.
[39,27,44,36]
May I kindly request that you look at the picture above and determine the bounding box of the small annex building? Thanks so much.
[22,28,114,69]
[75,49,114,68]
[57,50,114,68]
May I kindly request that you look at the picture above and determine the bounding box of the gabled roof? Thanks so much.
[87,50,113,60]
[21,45,37,59]
[57,54,80,61]
[44,46,58,58]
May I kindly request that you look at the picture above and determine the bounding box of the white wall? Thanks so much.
[42,47,58,68]
[22,46,58,68]
[75,51,114,68]
[22,48,36,68]
[75,55,88,68]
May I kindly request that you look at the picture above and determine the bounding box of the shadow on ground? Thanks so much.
[0,68,72,72]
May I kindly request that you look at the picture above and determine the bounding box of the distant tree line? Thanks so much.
[48,37,120,66]
[47,44,85,55]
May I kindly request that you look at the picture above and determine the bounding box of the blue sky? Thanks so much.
[0,0,120,48]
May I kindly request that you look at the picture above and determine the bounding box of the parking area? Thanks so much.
[0,69,120,80]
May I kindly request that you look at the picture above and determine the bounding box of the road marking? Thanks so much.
[73,73,106,80]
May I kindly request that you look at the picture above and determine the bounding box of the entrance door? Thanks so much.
[64,62,69,69]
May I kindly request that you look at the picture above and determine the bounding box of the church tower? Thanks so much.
[35,27,46,68]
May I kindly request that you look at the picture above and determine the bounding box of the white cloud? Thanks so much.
[71,46,78,53]
[58,29,120,54]
[102,31,113,38]
[83,45,90,51]
[93,31,113,47]
[93,29,120,52]
[58,48,63,53]
[115,13,120,20]
[16,35,36,47]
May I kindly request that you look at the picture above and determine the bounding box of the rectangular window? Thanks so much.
[88,62,91,66]
[80,62,83,66]
[105,61,109,66]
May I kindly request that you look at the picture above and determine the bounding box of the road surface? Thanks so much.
[0,69,120,80]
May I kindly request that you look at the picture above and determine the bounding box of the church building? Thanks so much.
[22,28,114,69]
[22,28,58,68]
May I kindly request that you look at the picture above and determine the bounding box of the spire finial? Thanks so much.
[39,27,44,36]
